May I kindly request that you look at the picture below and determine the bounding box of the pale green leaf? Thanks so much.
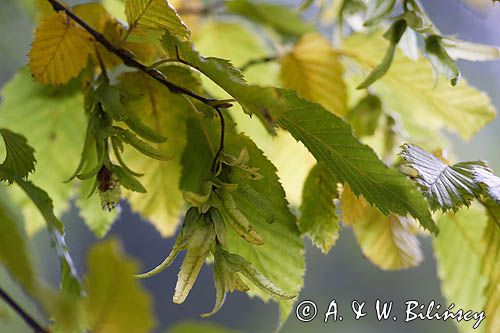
[298,163,340,253]
[277,91,437,233]
[0,186,35,290]
[124,0,190,39]
[280,33,348,116]
[425,35,460,86]
[364,0,396,26]
[0,129,36,181]
[434,207,488,333]
[167,321,239,333]
[0,68,86,235]
[443,38,500,62]
[118,68,190,237]
[352,206,423,270]
[180,113,304,325]
[84,239,156,333]
[343,32,496,140]
[357,20,407,89]
[225,0,314,38]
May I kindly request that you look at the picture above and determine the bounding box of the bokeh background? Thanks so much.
[0,0,499,332]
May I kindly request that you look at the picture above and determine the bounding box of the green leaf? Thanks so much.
[0,169,81,296]
[343,32,496,140]
[481,205,500,333]
[124,0,190,39]
[167,321,239,333]
[95,80,128,121]
[0,129,36,182]
[0,68,86,235]
[346,94,383,137]
[117,68,191,237]
[364,0,396,26]
[400,143,496,211]
[352,206,423,270]
[84,239,156,333]
[277,91,437,234]
[279,33,348,116]
[434,207,489,333]
[180,113,304,325]
[225,0,315,38]
[425,35,460,86]
[357,20,407,89]
[162,30,288,131]
[298,163,340,253]
[0,186,35,290]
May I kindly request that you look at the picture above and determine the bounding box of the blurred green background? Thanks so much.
[0,0,499,332]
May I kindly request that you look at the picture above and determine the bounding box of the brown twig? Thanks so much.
[240,56,278,72]
[46,0,231,109]
[0,287,49,333]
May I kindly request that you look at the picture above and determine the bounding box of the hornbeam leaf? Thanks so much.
[482,204,500,333]
[0,69,86,235]
[352,206,423,270]
[118,67,191,237]
[29,12,94,85]
[400,143,496,211]
[434,208,489,333]
[162,31,288,131]
[124,0,190,39]
[340,184,368,226]
[84,239,156,333]
[357,20,407,89]
[168,321,238,333]
[0,187,35,290]
[364,0,396,26]
[225,0,315,38]
[343,32,496,140]
[180,113,304,324]
[425,35,460,86]
[0,129,36,181]
[298,164,340,253]
[280,33,348,116]
[277,91,437,234]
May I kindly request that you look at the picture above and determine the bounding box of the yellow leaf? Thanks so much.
[340,183,367,226]
[280,33,348,116]
[125,0,190,39]
[29,12,94,85]
[118,70,189,237]
[84,239,156,333]
[351,203,423,270]
[342,32,496,140]
[482,215,500,333]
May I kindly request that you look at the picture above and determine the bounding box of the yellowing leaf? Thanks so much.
[0,69,86,235]
[340,184,367,226]
[482,207,500,333]
[0,187,35,290]
[84,239,156,333]
[352,209,423,270]
[29,12,94,85]
[280,34,347,116]
[125,0,190,39]
[298,163,340,253]
[118,69,189,237]
[343,32,496,140]
[434,207,488,333]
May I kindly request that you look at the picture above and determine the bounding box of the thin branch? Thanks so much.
[0,287,49,333]
[240,56,278,72]
[45,0,231,109]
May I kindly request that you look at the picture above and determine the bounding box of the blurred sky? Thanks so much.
[0,0,499,332]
